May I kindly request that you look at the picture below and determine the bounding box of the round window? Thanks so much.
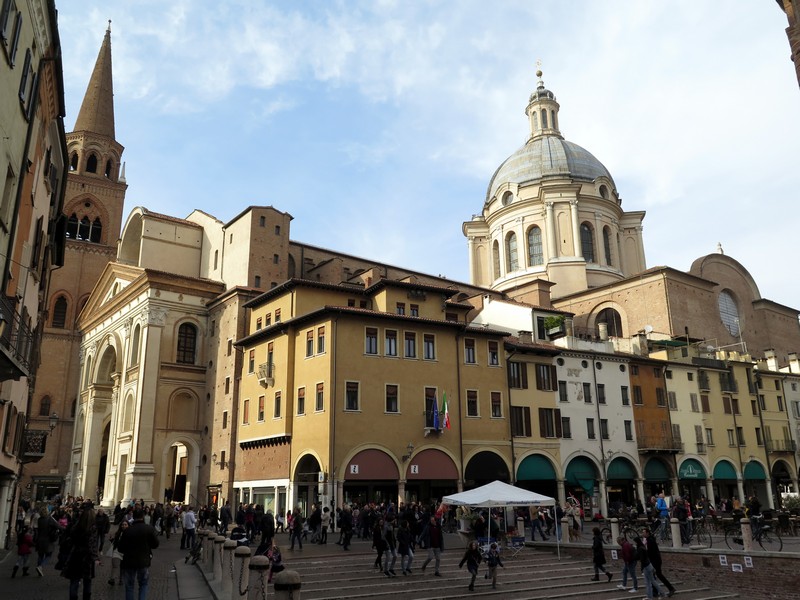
[595,362,602,370]
[581,360,588,368]
[619,364,626,372]
[557,358,565,366]
[502,191,513,206]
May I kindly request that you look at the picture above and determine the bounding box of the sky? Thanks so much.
[55,1,800,309]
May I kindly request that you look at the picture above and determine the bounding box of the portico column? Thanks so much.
[557,479,566,507]
[736,477,745,505]
[705,478,716,505]
[636,478,646,508]
[457,479,464,493]
[545,201,558,260]
[398,480,406,506]
[335,480,343,506]
[670,478,679,498]
[570,200,581,257]
[598,479,608,517]
[765,477,775,509]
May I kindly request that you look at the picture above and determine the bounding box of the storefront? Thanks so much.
[643,458,672,497]
[743,460,769,506]
[403,448,459,504]
[565,456,599,518]
[343,449,399,505]
[606,457,637,507]
[516,454,558,499]
[677,458,707,503]
[712,459,740,504]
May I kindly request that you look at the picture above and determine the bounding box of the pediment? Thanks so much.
[78,261,145,325]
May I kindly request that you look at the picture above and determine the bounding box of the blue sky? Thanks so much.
[56,1,800,309]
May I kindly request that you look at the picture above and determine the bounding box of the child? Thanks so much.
[485,542,504,589]
[458,540,483,591]
[267,543,284,583]
[12,525,34,577]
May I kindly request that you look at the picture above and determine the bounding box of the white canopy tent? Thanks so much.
[442,480,561,558]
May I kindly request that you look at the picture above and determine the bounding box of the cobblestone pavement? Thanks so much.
[1,529,185,600]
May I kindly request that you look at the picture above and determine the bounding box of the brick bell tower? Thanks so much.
[26,24,127,502]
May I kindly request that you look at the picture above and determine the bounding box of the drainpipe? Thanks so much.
[590,351,608,517]
[506,349,517,484]
[456,330,464,492]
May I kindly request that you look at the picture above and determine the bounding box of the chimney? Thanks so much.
[764,349,779,372]
[598,322,608,341]
[789,352,800,374]
[518,331,533,344]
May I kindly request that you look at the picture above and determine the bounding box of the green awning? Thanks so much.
[744,461,767,480]
[678,458,706,480]
[517,454,557,481]
[607,458,637,480]
[713,460,738,480]
[565,456,597,493]
[644,459,671,481]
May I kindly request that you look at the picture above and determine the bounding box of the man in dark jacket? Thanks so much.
[95,508,111,553]
[118,508,159,599]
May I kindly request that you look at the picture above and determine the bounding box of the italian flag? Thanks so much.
[442,392,451,429]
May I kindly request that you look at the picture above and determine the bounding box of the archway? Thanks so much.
[81,344,118,500]
[643,457,673,497]
[516,453,558,498]
[606,456,638,509]
[295,454,323,514]
[771,460,795,508]
[565,455,600,517]
[164,441,190,503]
[343,449,398,506]
[464,450,510,489]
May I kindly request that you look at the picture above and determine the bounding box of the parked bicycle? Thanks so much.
[724,514,782,552]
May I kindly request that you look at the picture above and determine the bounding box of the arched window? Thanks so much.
[66,213,79,238]
[52,295,68,328]
[551,109,557,130]
[527,226,543,266]
[597,307,623,337]
[176,323,197,364]
[599,185,609,199]
[603,226,613,266]
[90,217,102,243]
[83,356,92,389]
[130,324,141,366]
[69,153,78,171]
[104,159,113,178]
[506,232,519,272]
[532,111,538,131]
[39,395,51,417]
[580,223,595,262]
[213,250,219,270]
[492,240,501,279]
[541,108,548,128]
[78,217,90,240]
[86,154,97,173]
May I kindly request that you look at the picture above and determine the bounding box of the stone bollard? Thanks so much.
[610,518,620,543]
[247,555,270,600]
[561,518,571,544]
[670,518,681,549]
[273,569,302,600]
[222,539,238,600]
[214,535,226,581]
[739,518,753,552]
[233,546,252,600]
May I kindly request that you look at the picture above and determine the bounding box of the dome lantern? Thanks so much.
[525,67,561,140]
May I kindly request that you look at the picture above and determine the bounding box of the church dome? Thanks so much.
[486,137,614,203]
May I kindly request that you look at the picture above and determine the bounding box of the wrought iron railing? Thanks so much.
[0,294,34,377]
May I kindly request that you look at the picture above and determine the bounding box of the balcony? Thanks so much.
[21,429,50,463]
[637,435,683,453]
[0,295,34,381]
[765,439,797,453]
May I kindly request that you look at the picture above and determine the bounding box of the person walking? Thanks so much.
[162,504,174,539]
[397,519,414,575]
[616,536,638,593]
[382,516,398,576]
[95,508,111,555]
[289,507,304,550]
[530,506,549,541]
[590,527,613,582]
[458,540,483,591]
[181,506,196,551]
[340,505,353,551]
[60,503,100,600]
[642,528,675,597]
[419,515,445,577]
[117,507,159,600]
[634,536,666,599]
[484,541,504,589]
[320,506,331,544]
[219,501,232,535]
[11,525,34,577]
[107,520,128,586]
[35,508,60,576]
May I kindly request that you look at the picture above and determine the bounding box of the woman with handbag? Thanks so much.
[60,503,100,600]
[106,520,128,585]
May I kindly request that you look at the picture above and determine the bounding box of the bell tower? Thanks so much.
[27,24,127,502]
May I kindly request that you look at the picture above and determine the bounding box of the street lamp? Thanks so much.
[49,412,58,431]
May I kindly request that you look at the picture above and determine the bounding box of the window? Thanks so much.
[86,153,97,173]
[536,364,558,391]
[539,408,562,438]
[506,232,518,271]
[52,296,67,328]
[423,334,436,360]
[655,388,666,406]
[690,393,699,412]
[385,384,398,413]
[258,395,265,421]
[624,420,633,441]
[561,416,572,439]
[274,392,281,418]
[665,369,673,379]
[256,318,263,330]
[667,391,677,410]
[267,343,274,377]
[492,240,501,279]
[727,429,735,446]
[396,303,405,315]
[317,326,325,353]
[508,362,528,388]
[222,410,228,429]
[265,313,272,326]
[466,390,479,417]
[758,394,766,410]
[528,226,543,266]
[273,255,279,264]
[597,384,606,404]
[672,423,681,444]
[243,398,250,424]
[446,312,458,322]
[491,391,502,418]
[425,387,438,427]
[600,419,609,440]
[39,395,51,417]
[464,338,476,364]
[316,383,324,412]
[602,226,612,266]
[385,330,397,356]
[345,382,359,411]
[255,275,262,287]
[275,309,281,323]
[306,330,314,357]
[701,394,710,413]
[511,406,531,437]
[558,380,568,402]
[176,323,198,364]
[275,225,281,235]
[582,382,592,403]
[580,223,594,262]
[778,396,784,412]
[751,399,758,416]
[755,427,763,446]
[736,427,745,446]
[732,397,740,415]
[621,386,630,406]
[404,332,417,358]
[225,377,231,395]
[259,215,266,227]
[297,387,305,415]
[687,372,694,381]
[704,428,714,445]
[365,327,378,355]
[410,304,419,317]
[488,341,499,366]
[248,349,255,373]
[718,290,740,336]
[587,418,596,439]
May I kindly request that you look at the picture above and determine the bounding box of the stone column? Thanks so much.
[561,517,571,545]
[670,518,681,549]
[670,478,679,498]
[739,518,753,552]
[598,479,608,518]
[557,479,566,507]
[737,478,746,505]
[765,477,775,509]
[593,211,603,264]
[610,518,620,542]
[705,478,716,505]
[457,479,464,493]
[635,225,646,272]
[80,396,109,499]
[545,201,557,260]
[636,479,646,509]
[569,199,581,257]
[398,480,405,506]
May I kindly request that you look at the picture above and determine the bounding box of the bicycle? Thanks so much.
[688,516,713,548]
[724,514,782,552]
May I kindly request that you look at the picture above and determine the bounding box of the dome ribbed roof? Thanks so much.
[485,136,614,203]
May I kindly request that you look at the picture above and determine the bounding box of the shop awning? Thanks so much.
[644,459,671,481]
[565,456,597,493]
[713,460,738,480]
[517,454,557,480]
[678,458,706,480]
[744,461,767,480]
[607,457,637,480]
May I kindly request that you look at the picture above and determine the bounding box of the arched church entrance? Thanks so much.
[97,422,110,504]
[82,345,118,500]
[165,442,190,503]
